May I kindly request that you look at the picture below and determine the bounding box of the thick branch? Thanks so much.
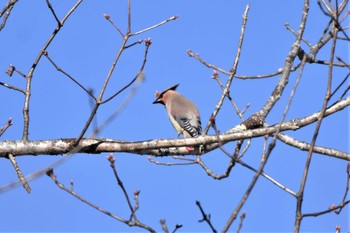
[1,95,349,160]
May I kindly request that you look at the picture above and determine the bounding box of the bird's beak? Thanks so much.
[153,99,163,104]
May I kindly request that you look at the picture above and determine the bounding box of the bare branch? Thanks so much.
[236,159,297,197]
[124,39,143,49]
[8,153,31,193]
[302,200,350,218]
[103,13,125,37]
[285,22,312,47]
[46,168,156,232]
[294,7,339,230]
[0,155,72,193]
[127,0,131,34]
[148,156,196,166]
[0,0,17,17]
[204,4,250,134]
[131,15,178,36]
[5,64,26,78]
[212,70,245,122]
[22,0,84,141]
[102,39,151,104]
[334,162,350,214]
[0,81,25,94]
[0,118,12,137]
[195,156,235,180]
[75,31,130,143]
[107,154,138,222]
[277,133,350,161]
[45,0,62,27]
[196,201,217,233]
[172,224,183,233]
[43,51,96,100]
[223,1,310,230]
[1,95,349,159]
[187,50,231,75]
[160,219,169,233]
[236,211,246,233]
[0,0,18,31]
[93,73,143,135]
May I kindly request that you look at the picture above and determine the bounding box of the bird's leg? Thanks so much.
[182,131,195,151]
[185,146,195,151]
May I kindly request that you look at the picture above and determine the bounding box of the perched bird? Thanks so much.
[153,84,202,139]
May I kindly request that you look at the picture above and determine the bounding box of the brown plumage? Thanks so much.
[153,84,202,138]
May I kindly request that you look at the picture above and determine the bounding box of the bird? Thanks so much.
[153,84,202,140]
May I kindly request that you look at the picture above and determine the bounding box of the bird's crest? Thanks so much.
[154,83,179,101]
[155,84,179,98]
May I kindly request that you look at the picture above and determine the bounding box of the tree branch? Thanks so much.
[1,95,349,160]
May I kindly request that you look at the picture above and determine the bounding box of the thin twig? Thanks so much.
[93,73,143,135]
[204,4,250,134]
[75,33,130,143]
[331,56,350,103]
[294,8,338,231]
[172,224,183,233]
[103,13,124,37]
[187,50,231,75]
[133,190,140,213]
[309,0,348,62]
[76,11,155,143]
[188,49,301,79]
[127,0,131,34]
[46,168,156,232]
[22,0,84,141]
[0,0,17,17]
[0,118,12,137]
[0,154,72,193]
[160,219,169,233]
[8,153,31,193]
[302,200,350,218]
[148,156,196,166]
[238,139,251,158]
[236,159,297,197]
[0,0,18,31]
[319,0,333,16]
[0,82,25,94]
[43,51,96,99]
[334,163,350,214]
[223,2,309,230]
[102,39,151,104]
[107,154,138,222]
[211,115,242,160]
[131,15,178,36]
[285,23,312,47]
[45,0,62,26]
[277,132,350,160]
[195,156,235,180]
[196,201,217,233]
[46,168,126,223]
[124,39,143,49]
[212,70,245,122]
[236,212,246,233]
[5,64,26,78]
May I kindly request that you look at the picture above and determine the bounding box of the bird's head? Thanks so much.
[153,83,179,105]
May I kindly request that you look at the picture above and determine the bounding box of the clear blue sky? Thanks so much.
[0,0,348,232]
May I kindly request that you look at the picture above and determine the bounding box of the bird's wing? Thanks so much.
[170,99,202,137]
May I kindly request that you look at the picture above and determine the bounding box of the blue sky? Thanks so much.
[0,0,349,232]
